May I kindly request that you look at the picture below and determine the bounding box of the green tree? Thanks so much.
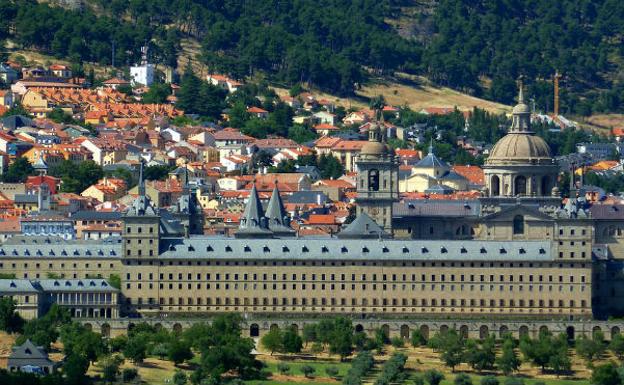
[3,157,34,183]
[142,82,171,104]
[591,362,620,385]
[609,333,624,360]
[98,355,122,384]
[302,324,317,347]
[0,297,23,334]
[329,317,353,361]
[260,328,283,355]
[288,124,317,144]
[435,330,464,372]
[64,353,90,385]
[411,329,426,347]
[60,322,106,364]
[1,103,32,118]
[481,376,499,385]
[318,154,344,179]
[576,331,606,363]
[122,368,138,382]
[325,366,339,379]
[424,369,444,385]
[496,337,520,375]
[123,334,148,364]
[173,370,187,385]
[281,326,303,354]
[465,335,495,372]
[168,340,193,366]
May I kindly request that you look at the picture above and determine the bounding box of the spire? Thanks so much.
[510,77,531,132]
[138,160,145,197]
[428,138,434,155]
[235,182,272,238]
[265,181,294,236]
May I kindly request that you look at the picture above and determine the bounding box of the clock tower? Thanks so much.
[355,115,399,234]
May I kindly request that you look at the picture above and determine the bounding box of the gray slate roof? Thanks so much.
[394,200,480,217]
[236,184,271,237]
[159,236,552,262]
[8,340,54,368]
[0,279,39,293]
[70,211,122,221]
[338,213,389,239]
[37,279,118,293]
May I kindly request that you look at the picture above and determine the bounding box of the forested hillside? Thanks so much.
[2,0,624,115]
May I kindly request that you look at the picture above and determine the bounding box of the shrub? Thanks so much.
[122,368,138,382]
[454,373,472,385]
[325,366,340,378]
[413,376,425,385]
[411,330,427,347]
[480,376,499,385]
[391,337,405,348]
[277,363,290,375]
[173,370,187,385]
[424,369,445,385]
[301,365,316,378]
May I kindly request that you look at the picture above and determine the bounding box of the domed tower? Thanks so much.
[482,83,560,212]
[355,113,399,234]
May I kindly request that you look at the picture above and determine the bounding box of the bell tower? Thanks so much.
[355,111,399,234]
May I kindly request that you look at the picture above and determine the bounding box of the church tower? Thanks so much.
[355,112,399,234]
[122,161,160,258]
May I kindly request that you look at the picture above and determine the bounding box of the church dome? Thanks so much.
[486,132,552,164]
[361,141,388,156]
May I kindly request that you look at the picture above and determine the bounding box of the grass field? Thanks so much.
[261,357,351,378]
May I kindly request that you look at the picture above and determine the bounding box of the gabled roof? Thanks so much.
[338,212,389,239]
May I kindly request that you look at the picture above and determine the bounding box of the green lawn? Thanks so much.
[262,359,351,377]
[247,381,336,385]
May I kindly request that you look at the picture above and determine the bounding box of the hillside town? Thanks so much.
[0,60,620,241]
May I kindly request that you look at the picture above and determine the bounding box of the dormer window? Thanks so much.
[282,246,289,252]
[302,246,309,253]
[341,246,348,253]
[321,246,329,253]
[421,247,428,253]
[24,250,30,256]
[402,247,409,253]
[225,246,232,252]
[36,250,42,256]
[188,246,195,252]
[53,281,60,286]
[49,250,55,256]
[207,246,213,252]
[65,281,71,286]
[519,248,526,254]
[244,246,251,252]
[263,246,270,253]
[85,250,92,255]
[480,247,487,254]
[539,248,546,254]
[362,247,369,253]
[382,246,389,253]
[500,248,507,254]
[168,245,176,251]
[460,247,467,254]
[73,250,79,256]
[77,281,84,286]
[12,249,17,256]
[441,247,447,253]
[90,281,96,286]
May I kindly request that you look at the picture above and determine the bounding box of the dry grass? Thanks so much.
[583,114,624,130]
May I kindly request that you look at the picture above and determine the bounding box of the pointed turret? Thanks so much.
[265,182,294,236]
[126,160,157,217]
[235,182,272,238]
[511,79,531,132]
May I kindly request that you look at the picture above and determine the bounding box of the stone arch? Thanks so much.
[172,323,183,334]
[440,324,449,334]
[515,175,527,196]
[290,324,299,333]
[420,325,430,341]
[154,323,163,331]
[479,325,489,340]
[491,175,500,196]
[566,326,575,341]
[400,324,410,339]
[539,326,549,336]
[381,324,390,339]
[593,326,602,338]
[612,326,621,339]
[101,323,111,338]
[83,323,92,331]
[270,323,279,332]
[459,325,469,339]
[499,325,509,339]
[519,325,529,339]
[355,324,364,333]
[250,324,260,337]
